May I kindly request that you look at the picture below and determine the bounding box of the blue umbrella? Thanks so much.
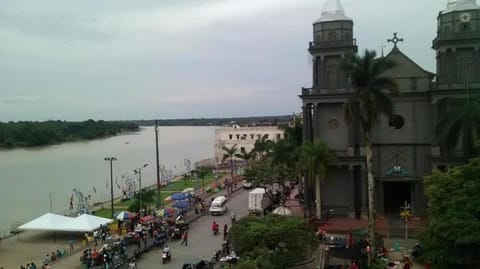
[172,200,190,209]
[171,192,190,200]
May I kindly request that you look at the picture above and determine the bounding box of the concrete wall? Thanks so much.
[214,126,284,164]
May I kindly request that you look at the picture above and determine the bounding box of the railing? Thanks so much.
[301,87,353,95]
[433,32,480,46]
[309,39,356,49]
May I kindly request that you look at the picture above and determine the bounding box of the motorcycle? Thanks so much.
[162,246,172,264]
[213,226,219,235]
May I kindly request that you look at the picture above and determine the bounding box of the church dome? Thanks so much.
[314,0,352,23]
[442,0,480,14]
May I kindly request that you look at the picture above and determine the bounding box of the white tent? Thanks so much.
[272,206,292,216]
[63,214,113,232]
[18,213,74,231]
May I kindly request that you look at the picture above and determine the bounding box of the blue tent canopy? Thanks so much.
[172,200,190,209]
[171,192,191,200]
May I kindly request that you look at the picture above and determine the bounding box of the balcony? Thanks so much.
[309,39,356,50]
[433,32,480,47]
[301,87,353,96]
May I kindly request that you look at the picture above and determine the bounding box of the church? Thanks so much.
[300,0,480,218]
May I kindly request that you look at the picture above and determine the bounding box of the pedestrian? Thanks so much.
[101,230,106,244]
[84,232,89,246]
[223,224,228,240]
[230,212,236,224]
[180,231,188,246]
[68,239,74,252]
[93,229,98,246]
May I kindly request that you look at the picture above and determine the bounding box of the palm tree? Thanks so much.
[235,148,256,168]
[436,96,480,158]
[253,135,273,160]
[342,49,398,253]
[300,139,336,219]
[222,144,239,189]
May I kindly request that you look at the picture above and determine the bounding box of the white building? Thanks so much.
[215,125,284,164]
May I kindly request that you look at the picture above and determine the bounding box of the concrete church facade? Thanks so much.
[300,0,480,218]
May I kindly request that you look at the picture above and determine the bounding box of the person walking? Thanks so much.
[68,239,74,252]
[180,231,188,246]
[223,224,228,240]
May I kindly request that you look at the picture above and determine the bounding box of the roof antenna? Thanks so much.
[380,44,386,57]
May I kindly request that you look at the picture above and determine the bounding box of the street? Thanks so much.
[136,188,249,268]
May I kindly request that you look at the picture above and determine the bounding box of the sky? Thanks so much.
[0,0,450,121]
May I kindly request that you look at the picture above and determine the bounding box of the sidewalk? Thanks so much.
[0,175,242,269]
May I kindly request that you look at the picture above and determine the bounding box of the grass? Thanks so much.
[93,173,221,218]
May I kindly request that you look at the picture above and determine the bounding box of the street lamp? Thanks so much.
[104,157,117,219]
[134,163,148,213]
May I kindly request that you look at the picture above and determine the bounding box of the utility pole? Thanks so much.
[134,163,148,214]
[104,157,117,219]
[155,120,161,207]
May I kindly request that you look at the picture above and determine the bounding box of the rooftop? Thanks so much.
[442,0,480,14]
[314,0,352,23]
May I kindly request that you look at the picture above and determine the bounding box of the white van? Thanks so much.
[209,196,228,216]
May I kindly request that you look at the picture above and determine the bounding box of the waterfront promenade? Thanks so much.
[0,179,425,269]
[0,173,238,268]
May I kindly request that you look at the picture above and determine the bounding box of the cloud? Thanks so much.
[0,0,451,121]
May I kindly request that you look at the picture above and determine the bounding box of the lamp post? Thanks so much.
[155,120,161,207]
[134,163,148,213]
[104,157,117,219]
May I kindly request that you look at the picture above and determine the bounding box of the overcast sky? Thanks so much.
[0,0,449,121]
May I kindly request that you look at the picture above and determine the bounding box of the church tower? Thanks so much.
[433,0,480,90]
[309,0,358,92]
[301,0,364,219]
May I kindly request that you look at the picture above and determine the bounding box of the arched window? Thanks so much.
[443,25,451,33]
[460,22,470,31]
[325,64,338,89]
[457,56,474,84]
[328,31,338,40]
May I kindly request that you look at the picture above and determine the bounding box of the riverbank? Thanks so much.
[0,174,241,269]
[0,126,216,236]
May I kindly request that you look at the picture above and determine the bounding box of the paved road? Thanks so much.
[137,189,249,268]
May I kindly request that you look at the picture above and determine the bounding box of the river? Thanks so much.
[0,126,215,233]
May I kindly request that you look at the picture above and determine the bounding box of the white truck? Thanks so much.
[248,188,272,215]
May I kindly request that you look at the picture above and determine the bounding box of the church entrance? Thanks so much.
[383,182,410,215]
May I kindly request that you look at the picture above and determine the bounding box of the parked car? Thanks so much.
[242,180,253,189]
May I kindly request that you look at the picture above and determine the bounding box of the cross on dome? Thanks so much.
[387,33,404,48]
[322,0,346,16]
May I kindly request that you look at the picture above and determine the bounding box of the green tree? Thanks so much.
[423,158,480,268]
[229,215,318,269]
[436,96,480,158]
[342,49,398,252]
[282,117,303,148]
[235,148,257,168]
[195,166,212,193]
[222,144,239,183]
[300,139,336,219]
[254,135,273,160]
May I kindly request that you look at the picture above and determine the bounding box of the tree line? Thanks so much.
[0,120,139,148]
